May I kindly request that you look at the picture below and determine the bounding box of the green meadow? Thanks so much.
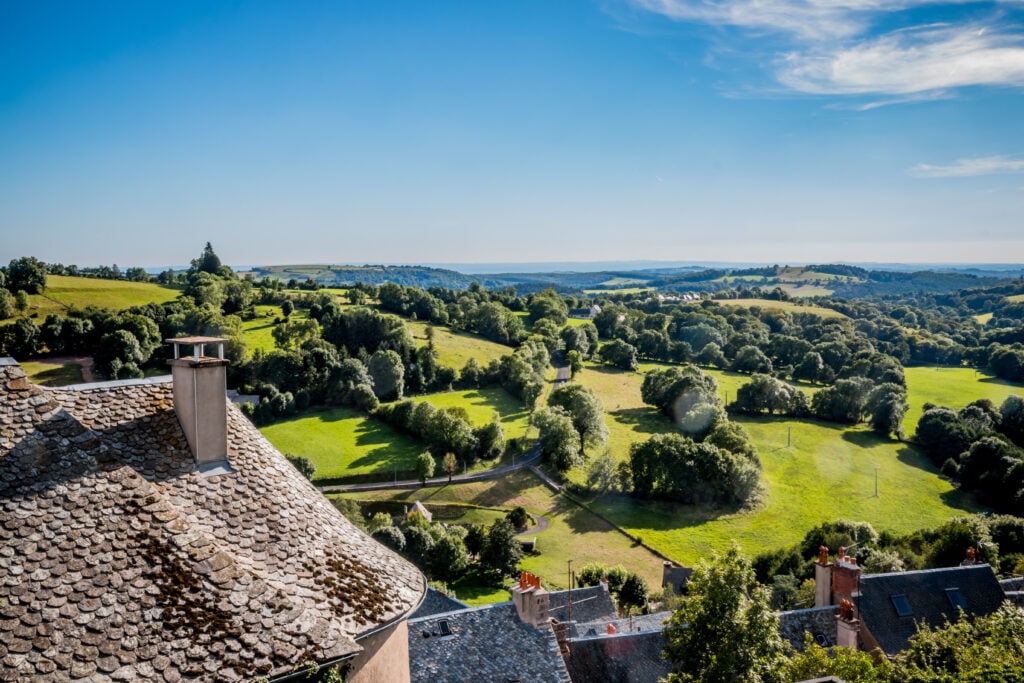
[240,305,310,352]
[715,298,846,319]
[903,366,1022,433]
[581,417,981,566]
[410,387,533,441]
[24,275,180,317]
[405,319,512,369]
[260,407,423,479]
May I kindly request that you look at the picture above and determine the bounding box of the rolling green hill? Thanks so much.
[23,275,180,317]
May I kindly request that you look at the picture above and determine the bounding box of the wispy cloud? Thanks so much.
[910,155,1024,177]
[629,0,1024,97]
[779,24,1024,95]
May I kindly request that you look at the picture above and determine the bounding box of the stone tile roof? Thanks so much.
[777,606,839,650]
[408,603,570,683]
[858,564,1004,655]
[572,611,671,638]
[548,585,617,623]
[563,631,670,683]
[409,587,469,621]
[0,362,425,681]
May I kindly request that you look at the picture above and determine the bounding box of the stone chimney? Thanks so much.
[167,337,229,470]
[511,571,551,629]
[836,598,861,649]
[814,545,833,608]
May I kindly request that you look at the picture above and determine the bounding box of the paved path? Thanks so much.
[517,512,551,536]
[319,443,543,493]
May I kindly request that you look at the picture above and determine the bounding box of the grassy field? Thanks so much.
[412,387,533,440]
[714,298,846,319]
[779,284,834,298]
[973,312,993,325]
[24,275,180,317]
[240,306,310,352]
[20,360,84,386]
[1008,294,1024,303]
[405,320,512,369]
[575,362,820,468]
[582,417,981,566]
[904,366,1022,433]
[331,469,665,601]
[260,407,423,479]
[566,360,982,566]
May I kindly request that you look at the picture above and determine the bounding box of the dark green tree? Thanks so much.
[662,545,786,683]
[7,257,47,294]
[480,518,523,576]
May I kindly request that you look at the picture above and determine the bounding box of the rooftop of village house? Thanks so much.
[0,356,424,681]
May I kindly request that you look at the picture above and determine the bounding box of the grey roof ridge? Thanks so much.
[42,374,173,391]
[407,600,514,624]
[861,564,993,580]
[779,605,843,616]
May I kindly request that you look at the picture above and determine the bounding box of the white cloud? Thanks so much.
[910,155,1024,177]
[779,24,1024,95]
[629,0,1024,96]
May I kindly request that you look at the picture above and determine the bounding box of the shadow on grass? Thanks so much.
[840,429,888,448]
[609,408,673,435]
[558,491,741,536]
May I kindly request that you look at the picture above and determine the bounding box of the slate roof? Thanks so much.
[0,361,424,681]
[409,587,469,621]
[777,606,839,650]
[572,611,671,638]
[408,602,570,683]
[857,564,1005,655]
[548,585,617,623]
[662,566,693,596]
[563,631,669,683]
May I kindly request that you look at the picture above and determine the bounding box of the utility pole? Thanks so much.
[874,465,880,497]
[787,426,792,448]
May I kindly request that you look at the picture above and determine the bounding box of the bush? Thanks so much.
[372,526,406,553]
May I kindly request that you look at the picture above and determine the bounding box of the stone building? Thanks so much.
[0,338,425,682]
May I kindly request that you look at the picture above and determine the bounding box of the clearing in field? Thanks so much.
[411,387,533,441]
[24,275,180,318]
[259,407,423,480]
[713,298,846,319]
[904,366,1023,433]
[240,305,310,352]
[331,469,665,603]
[405,319,511,369]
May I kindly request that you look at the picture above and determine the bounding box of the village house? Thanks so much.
[0,338,426,682]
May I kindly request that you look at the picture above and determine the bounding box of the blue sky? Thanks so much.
[2,0,1023,267]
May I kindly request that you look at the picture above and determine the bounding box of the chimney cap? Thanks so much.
[166,336,229,345]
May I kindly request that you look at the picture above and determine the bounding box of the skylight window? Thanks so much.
[890,594,913,617]
[946,588,967,611]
